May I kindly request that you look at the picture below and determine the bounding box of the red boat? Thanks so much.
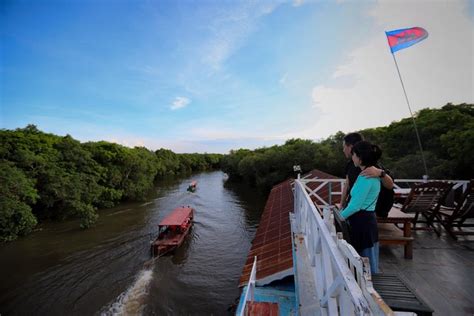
[151,206,194,257]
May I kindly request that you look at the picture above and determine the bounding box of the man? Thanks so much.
[340,132,394,207]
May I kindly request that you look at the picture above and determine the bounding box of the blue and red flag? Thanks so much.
[385,27,428,53]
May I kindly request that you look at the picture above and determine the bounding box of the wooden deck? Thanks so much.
[378,229,474,315]
[239,170,474,314]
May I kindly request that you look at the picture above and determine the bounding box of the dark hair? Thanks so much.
[351,141,382,167]
[343,132,363,146]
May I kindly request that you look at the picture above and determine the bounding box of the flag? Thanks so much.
[385,27,428,53]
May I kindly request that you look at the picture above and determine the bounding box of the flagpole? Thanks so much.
[391,53,429,178]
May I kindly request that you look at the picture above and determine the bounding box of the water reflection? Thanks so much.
[223,180,266,231]
[0,171,266,315]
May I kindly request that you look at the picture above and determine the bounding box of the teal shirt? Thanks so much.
[341,175,381,219]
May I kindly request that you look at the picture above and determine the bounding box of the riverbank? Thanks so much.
[0,171,266,315]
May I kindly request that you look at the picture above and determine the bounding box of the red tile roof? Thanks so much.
[239,180,294,287]
[245,302,279,316]
[303,169,343,206]
[238,169,342,287]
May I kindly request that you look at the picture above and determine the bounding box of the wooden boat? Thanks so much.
[187,180,197,192]
[151,206,194,257]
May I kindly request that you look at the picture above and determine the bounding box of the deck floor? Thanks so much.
[378,228,474,315]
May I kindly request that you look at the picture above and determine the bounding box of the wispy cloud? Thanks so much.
[8,0,470,155]
[200,2,285,71]
[170,96,191,110]
[307,0,473,138]
[293,0,304,7]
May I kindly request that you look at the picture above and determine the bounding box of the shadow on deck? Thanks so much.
[379,229,474,315]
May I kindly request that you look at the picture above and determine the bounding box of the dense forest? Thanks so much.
[222,103,474,191]
[0,125,222,241]
[1,103,472,241]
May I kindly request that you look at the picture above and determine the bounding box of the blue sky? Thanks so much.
[1,0,473,153]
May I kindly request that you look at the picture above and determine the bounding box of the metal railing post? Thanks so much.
[328,182,332,205]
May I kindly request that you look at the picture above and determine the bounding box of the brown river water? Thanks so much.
[0,171,266,315]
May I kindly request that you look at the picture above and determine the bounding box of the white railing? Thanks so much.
[300,177,470,209]
[322,206,394,315]
[294,180,391,315]
[300,178,345,208]
[238,256,257,316]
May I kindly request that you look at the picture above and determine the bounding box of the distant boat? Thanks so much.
[187,180,197,192]
[150,206,194,257]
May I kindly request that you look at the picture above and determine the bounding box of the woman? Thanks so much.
[340,141,382,274]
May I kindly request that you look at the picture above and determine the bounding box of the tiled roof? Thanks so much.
[239,169,342,287]
[239,180,293,287]
[245,302,279,316]
[303,169,343,206]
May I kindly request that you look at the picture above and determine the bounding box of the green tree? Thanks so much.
[221,103,473,191]
[0,161,38,241]
[119,147,159,200]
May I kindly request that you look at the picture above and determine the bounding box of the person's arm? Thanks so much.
[341,176,350,208]
[340,177,372,219]
[360,166,394,189]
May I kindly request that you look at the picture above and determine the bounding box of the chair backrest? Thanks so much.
[456,180,474,220]
[333,209,351,243]
[402,181,453,213]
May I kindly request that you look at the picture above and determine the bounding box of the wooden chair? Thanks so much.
[435,180,474,240]
[397,181,453,235]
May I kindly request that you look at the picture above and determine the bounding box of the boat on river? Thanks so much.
[151,206,194,257]
[187,180,197,192]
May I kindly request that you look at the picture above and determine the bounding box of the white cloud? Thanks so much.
[187,126,287,142]
[279,73,288,85]
[201,2,285,71]
[307,0,473,138]
[109,137,146,148]
[170,96,191,110]
[104,130,284,154]
[189,127,247,140]
[293,0,304,7]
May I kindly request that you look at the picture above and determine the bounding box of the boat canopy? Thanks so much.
[159,207,193,226]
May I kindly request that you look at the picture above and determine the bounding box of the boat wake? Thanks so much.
[101,269,153,316]
[106,208,133,216]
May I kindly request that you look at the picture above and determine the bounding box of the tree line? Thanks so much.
[2,103,472,241]
[0,125,222,241]
[222,103,473,192]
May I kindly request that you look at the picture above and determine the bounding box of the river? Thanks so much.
[0,171,266,315]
